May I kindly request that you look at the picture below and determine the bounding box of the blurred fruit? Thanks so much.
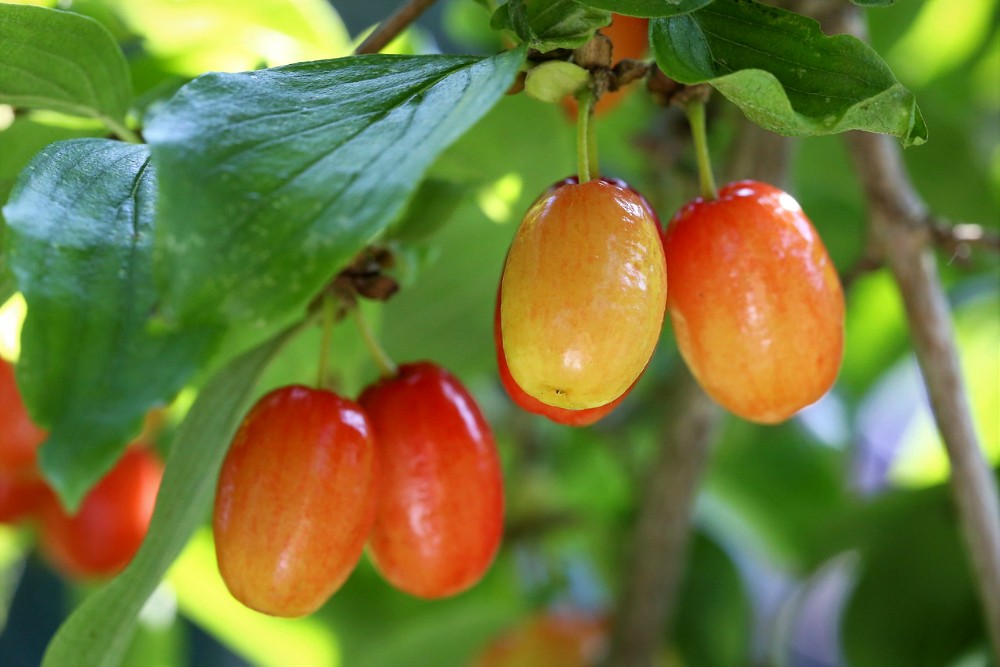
[38,445,162,579]
[471,610,609,667]
[500,178,667,410]
[664,180,844,423]
[214,385,376,617]
[359,362,503,599]
[563,14,649,118]
[0,358,47,473]
[0,467,51,524]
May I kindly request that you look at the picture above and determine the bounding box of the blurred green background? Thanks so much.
[0,0,997,665]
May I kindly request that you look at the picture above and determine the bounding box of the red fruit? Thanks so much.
[0,358,47,472]
[0,467,52,524]
[38,446,163,579]
[500,178,667,410]
[664,180,845,423]
[359,362,504,599]
[471,611,609,667]
[214,386,376,617]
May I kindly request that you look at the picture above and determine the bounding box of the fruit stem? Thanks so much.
[316,292,337,390]
[354,305,398,379]
[575,86,598,183]
[684,99,717,200]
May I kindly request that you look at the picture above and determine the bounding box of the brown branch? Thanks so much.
[605,368,720,667]
[846,128,1000,661]
[354,0,439,56]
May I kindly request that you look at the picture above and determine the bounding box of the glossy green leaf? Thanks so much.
[0,4,133,135]
[650,0,927,146]
[492,0,611,52]
[2,139,220,508]
[42,323,298,667]
[578,0,713,18]
[145,48,525,327]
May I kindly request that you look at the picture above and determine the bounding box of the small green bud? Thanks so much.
[524,61,590,104]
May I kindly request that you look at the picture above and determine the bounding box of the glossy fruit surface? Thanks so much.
[471,611,609,667]
[664,180,845,423]
[0,358,47,472]
[38,446,162,579]
[214,385,376,617]
[359,362,503,599]
[501,178,667,410]
[0,467,51,524]
[564,14,649,117]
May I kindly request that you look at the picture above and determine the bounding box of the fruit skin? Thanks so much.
[359,362,503,599]
[38,446,162,579]
[500,178,667,411]
[214,385,376,617]
[0,467,52,524]
[471,611,609,667]
[0,358,47,473]
[664,180,845,423]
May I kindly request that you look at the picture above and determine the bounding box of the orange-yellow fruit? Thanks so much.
[500,178,667,410]
[664,180,845,423]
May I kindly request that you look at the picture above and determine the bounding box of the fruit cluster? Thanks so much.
[0,359,163,579]
[214,361,504,617]
[496,177,844,425]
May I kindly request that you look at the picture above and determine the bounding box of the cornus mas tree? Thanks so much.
[0,1,997,666]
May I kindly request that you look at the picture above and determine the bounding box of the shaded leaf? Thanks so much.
[578,0,713,18]
[0,4,132,132]
[492,0,611,52]
[650,0,927,146]
[2,139,219,508]
[41,323,298,667]
[145,49,526,327]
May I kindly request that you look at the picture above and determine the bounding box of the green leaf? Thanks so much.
[650,0,927,146]
[851,0,896,6]
[387,178,470,243]
[41,323,298,667]
[2,139,220,508]
[577,0,713,18]
[492,0,611,52]
[0,4,133,136]
[145,48,526,328]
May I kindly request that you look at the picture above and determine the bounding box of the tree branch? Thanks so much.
[354,0,439,56]
[845,128,1000,661]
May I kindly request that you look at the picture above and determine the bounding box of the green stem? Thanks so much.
[575,87,596,184]
[684,100,717,200]
[102,115,142,144]
[316,293,336,390]
[354,306,397,379]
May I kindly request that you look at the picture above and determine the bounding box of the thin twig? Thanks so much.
[354,0,439,56]
[846,128,1000,662]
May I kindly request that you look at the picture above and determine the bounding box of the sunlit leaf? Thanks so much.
[491,0,611,52]
[146,48,526,328]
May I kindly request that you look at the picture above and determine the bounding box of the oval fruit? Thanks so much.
[0,358,47,472]
[501,178,667,410]
[38,446,162,579]
[214,385,376,617]
[664,180,845,423]
[0,467,51,524]
[359,362,503,599]
[471,610,609,667]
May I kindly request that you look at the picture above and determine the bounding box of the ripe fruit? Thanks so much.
[0,467,51,524]
[38,446,162,579]
[0,358,47,472]
[564,14,650,117]
[500,178,667,411]
[471,611,609,667]
[214,386,376,617]
[359,362,503,599]
[664,180,845,423]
